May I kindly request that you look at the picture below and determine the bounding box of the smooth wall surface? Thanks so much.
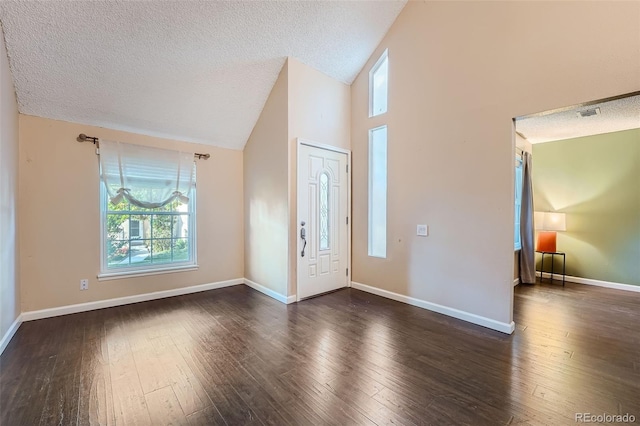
[287,57,351,296]
[244,61,289,298]
[19,115,244,312]
[533,129,640,286]
[351,1,640,326]
[243,57,350,299]
[0,25,20,337]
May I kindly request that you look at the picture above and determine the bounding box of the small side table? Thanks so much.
[536,251,566,286]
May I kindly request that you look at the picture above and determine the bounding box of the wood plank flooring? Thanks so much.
[1,280,639,425]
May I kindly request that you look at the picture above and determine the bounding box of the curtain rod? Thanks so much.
[77,133,210,160]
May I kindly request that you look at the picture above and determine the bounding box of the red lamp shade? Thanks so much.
[537,231,557,252]
[535,212,566,252]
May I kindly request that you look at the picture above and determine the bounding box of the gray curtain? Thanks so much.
[519,152,536,284]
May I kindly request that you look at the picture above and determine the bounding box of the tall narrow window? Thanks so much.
[319,172,330,251]
[369,50,388,117]
[129,219,141,239]
[369,126,388,258]
[514,154,524,250]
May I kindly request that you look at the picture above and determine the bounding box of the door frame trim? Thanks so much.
[296,138,352,302]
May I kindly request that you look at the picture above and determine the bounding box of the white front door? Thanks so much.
[297,143,349,300]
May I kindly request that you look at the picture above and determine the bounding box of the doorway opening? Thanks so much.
[513,91,640,292]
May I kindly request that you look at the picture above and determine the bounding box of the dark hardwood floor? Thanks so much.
[1,280,639,425]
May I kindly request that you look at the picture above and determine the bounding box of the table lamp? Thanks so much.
[535,212,566,252]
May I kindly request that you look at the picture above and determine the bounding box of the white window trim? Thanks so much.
[368,125,388,259]
[98,265,199,281]
[98,183,198,280]
[369,49,389,118]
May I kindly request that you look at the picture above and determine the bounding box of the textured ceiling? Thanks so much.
[516,94,640,144]
[0,1,406,149]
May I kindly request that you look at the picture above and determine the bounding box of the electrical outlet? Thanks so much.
[80,279,89,291]
[417,224,428,236]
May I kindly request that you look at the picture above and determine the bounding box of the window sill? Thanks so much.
[98,264,199,281]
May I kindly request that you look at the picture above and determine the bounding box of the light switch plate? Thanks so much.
[417,224,428,236]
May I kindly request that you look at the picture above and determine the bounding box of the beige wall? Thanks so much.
[533,129,640,286]
[351,1,640,326]
[19,115,243,312]
[287,58,351,152]
[287,57,351,296]
[0,25,20,337]
[244,61,290,297]
[243,58,350,298]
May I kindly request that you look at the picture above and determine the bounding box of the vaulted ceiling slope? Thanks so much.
[0,1,406,150]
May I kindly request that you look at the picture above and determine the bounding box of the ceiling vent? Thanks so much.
[576,107,601,118]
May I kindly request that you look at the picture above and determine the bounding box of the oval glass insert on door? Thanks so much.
[319,172,330,251]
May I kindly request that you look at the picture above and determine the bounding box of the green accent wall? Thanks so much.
[532,128,640,286]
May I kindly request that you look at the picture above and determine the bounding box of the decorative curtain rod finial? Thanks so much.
[77,133,99,144]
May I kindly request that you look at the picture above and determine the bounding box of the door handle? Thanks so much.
[300,221,307,257]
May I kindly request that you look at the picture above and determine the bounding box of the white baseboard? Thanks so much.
[513,278,520,287]
[0,315,23,355]
[10,277,297,352]
[21,278,244,322]
[536,272,640,293]
[351,281,515,335]
[244,278,295,304]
